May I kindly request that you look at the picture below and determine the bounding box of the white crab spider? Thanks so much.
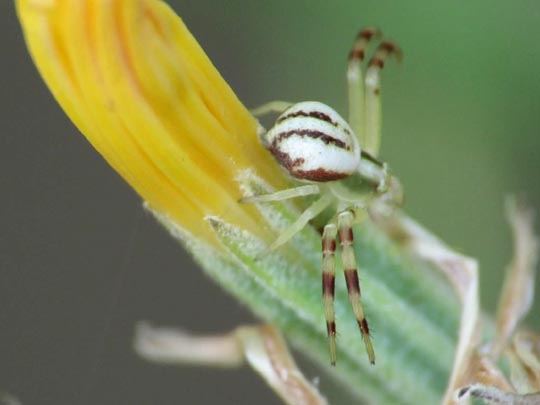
[242,28,403,365]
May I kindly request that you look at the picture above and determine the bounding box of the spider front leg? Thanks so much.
[364,41,402,157]
[240,184,331,254]
[347,27,381,148]
[239,184,320,204]
[265,194,332,253]
[347,28,402,157]
[338,210,375,364]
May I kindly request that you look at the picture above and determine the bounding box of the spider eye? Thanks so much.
[264,101,360,182]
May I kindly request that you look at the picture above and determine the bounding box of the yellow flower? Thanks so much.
[16,0,287,246]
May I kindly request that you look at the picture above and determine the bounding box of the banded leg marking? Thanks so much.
[322,223,338,365]
[364,41,403,157]
[347,27,382,147]
[337,210,375,364]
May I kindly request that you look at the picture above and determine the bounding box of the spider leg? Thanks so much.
[264,194,332,254]
[347,27,381,148]
[337,210,375,364]
[239,184,320,203]
[322,223,338,365]
[364,41,402,157]
[251,101,294,118]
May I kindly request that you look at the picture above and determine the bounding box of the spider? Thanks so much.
[241,28,403,366]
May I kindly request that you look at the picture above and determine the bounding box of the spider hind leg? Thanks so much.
[322,223,338,365]
[338,210,375,364]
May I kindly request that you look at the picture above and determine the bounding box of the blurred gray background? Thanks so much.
[2,1,539,404]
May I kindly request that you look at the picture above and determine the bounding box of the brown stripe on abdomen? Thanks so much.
[272,129,350,150]
[267,142,349,181]
[276,110,339,127]
[292,168,349,182]
[267,131,352,181]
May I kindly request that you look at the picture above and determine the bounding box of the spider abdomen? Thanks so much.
[264,101,360,182]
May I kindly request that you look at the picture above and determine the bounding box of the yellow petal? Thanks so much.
[16,0,287,246]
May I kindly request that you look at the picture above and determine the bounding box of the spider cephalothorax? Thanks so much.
[243,27,402,365]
